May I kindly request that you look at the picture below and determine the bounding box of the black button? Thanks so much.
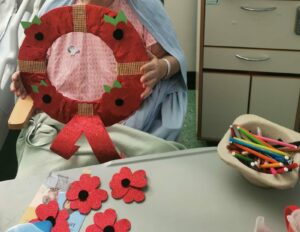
[78,190,89,201]
[113,29,123,40]
[42,94,52,104]
[121,178,130,188]
[115,98,124,106]
[104,226,115,232]
[46,216,56,227]
[35,32,44,41]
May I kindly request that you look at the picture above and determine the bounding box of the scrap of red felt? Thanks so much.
[31,200,70,232]
[284,205,299,232]
[109,167,147,203]
[86,208,131,232]
[66,174,108,215]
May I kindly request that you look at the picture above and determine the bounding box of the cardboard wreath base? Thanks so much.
[217,114,300,189]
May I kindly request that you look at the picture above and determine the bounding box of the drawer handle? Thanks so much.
[235,54,270,62]
[240,6,277,12]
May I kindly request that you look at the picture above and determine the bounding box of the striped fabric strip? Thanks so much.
[18,60,47,73]
[73,5,87,32]
[78,103,94,116]
[117,61,147,76]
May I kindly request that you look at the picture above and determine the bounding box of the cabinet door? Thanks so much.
[249,76,300,130]
[201,72,250,139]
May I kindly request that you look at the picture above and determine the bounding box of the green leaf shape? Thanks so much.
[31,85,39,93]
[103,85,112,93]
[32,15,42,25]
[113,80,122,88]
[40,80,48,86]
[21,21,32,30]
[104,10,127,26]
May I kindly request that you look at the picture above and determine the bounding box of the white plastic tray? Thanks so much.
[1,147,300,231]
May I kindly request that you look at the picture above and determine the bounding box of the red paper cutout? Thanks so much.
[30,200,70,232]
[86,208,131,232]
[109,167,147,203]
[66,174,108,215]
[19,5,149,162]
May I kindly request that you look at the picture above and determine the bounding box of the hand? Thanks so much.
[140,51,167,99]
[10,71,28,99]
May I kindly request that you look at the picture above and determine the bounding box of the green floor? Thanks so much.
[0,90,212,181]
[178,90,208,148]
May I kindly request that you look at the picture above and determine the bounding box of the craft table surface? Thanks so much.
[0,147,299,232]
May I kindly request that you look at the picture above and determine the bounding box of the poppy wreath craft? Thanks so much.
[18,5,149,162]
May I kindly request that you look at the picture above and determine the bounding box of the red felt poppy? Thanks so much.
[109,167,147,203]
[101,86,142,118]
[66,174,108,214]
[30,200,69,232]
[86,208,131,232]
[32,82,78,123]
[33,84,61,112]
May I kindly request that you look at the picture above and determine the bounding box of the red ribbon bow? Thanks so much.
[51,115,120,163]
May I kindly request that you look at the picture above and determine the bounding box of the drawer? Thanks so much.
[204,47,300,74]
[205,0,300,50]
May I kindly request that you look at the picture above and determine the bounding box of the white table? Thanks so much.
[0,147,298,231]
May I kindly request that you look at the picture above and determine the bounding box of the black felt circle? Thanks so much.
[121,178,130,188]
[35,32,44,41]
[46,216,56,227]
[104,226,115,232]
[113,29,123,40]
[78,190,89,201]
[42,94,52,104]
[115,98,124,106]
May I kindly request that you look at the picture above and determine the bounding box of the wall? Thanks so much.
[165,0,198,71]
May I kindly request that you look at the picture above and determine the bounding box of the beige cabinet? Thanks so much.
[197,0,300,140]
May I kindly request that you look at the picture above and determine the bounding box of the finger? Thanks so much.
[140,60,155,73]
[20,86,27,96]
[140,70,156,83]
[13,79,21,89]
[10,82,16,92]
[141,87,153,99]
[143,90,153,99]
[11,71,20,81]
[143,78,157,89]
